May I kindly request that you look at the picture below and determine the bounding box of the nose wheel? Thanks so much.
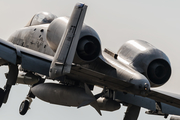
[19,76,44,115]
[19,97,32,115]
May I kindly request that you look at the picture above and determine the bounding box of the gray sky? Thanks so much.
[0,0,179,120]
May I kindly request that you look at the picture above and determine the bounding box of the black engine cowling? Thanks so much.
[46,17,101,64]
[117,40,171,87]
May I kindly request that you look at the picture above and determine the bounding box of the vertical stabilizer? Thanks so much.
[49,3,87,79]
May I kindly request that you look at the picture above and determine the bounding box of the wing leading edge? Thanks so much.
[148,89,180,109]
[0,38,53,76]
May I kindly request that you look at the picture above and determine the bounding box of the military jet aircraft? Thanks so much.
[0,2,180,120]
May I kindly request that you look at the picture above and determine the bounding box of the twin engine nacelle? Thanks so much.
[117,40,171,87]
[46,17,101,63]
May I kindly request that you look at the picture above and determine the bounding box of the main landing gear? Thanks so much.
[0,88,5,107]
[0,64,18,108]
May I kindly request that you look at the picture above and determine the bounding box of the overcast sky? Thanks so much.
[0,0,179,120]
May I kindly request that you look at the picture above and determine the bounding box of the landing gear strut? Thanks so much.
[0,63,18,108]
[0,88,5,107]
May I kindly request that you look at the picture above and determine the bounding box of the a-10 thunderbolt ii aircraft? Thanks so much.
[0,2,180,120]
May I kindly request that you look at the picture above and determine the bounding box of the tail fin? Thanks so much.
[49,3,87,79]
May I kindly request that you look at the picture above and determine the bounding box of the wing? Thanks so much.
[0,38,180,104]
[0,38,53,76]
[115,90,180,116]
[71,65,180,108]
[0,38,133,91]
[72,65,180,116]
[1,37,180,116]
[148,89,180,109]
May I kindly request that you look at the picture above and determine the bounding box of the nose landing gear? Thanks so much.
[19,76,44,115]
[19,97,32,115]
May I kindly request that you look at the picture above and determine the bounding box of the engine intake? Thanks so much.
[147,59,171,85]
[77,36,101,61]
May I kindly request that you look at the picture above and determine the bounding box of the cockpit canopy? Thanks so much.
[26,12,57,26]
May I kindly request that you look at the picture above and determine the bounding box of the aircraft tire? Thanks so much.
[19,100,29,115]
[0,88,4,107]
